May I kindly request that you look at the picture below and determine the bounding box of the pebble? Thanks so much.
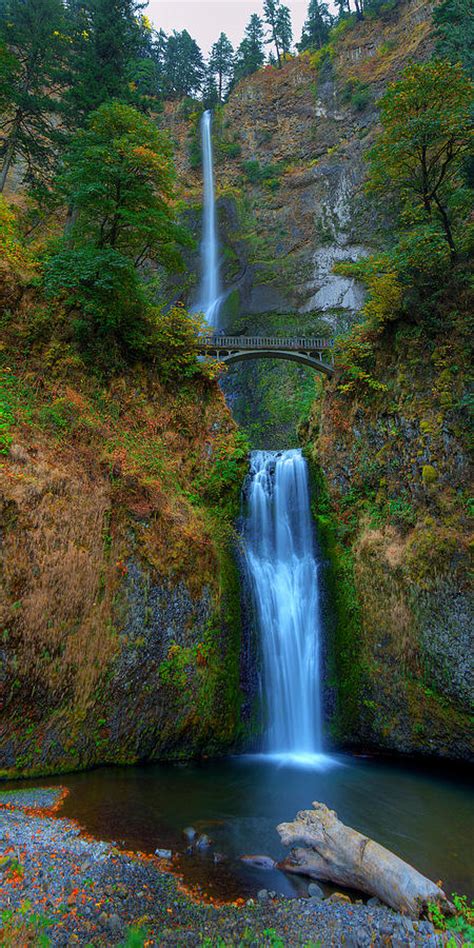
[0,789,443,947]
[155,848,172,859]
[308,881,324,899]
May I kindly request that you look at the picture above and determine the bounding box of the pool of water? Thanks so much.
[9,753,473,901]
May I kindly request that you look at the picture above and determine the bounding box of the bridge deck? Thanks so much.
[197,335,333,351]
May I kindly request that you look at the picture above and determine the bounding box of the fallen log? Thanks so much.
[277,802,453,918]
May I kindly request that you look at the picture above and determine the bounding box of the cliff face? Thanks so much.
[307,303,473,761]
[0,313,248,775]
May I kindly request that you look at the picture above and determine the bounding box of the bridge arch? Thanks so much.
[219,349,334,377]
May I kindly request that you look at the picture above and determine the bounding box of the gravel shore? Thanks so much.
[0,788,446,946]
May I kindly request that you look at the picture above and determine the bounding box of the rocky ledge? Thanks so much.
[0,787,451,946]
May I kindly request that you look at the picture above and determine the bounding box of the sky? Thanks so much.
[146,0,309,58]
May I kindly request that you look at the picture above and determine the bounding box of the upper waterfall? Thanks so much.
[195,109,221,328]
[242,449,328,765]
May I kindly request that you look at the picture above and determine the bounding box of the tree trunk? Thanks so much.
[0,136,16,193]
[277,802,453,919]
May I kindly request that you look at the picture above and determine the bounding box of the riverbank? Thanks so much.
[0,788,448,946]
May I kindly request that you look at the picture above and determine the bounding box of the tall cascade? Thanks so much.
[242,449,325,764]
[195,109,221,328]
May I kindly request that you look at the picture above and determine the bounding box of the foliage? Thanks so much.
[367,60,474,261]
[233,14,265,83]
[298,0,333,52]
[433,0,474,76]
[43,102,192,358]
[0,196,34,278]
[0,0,66,192]
[63,0,147,125]
[263,0,293,67]
[209,32,234,101]
[150,305,221,383]
[162,29,205,99]
[342,77,371,111]
[428,894,474,941]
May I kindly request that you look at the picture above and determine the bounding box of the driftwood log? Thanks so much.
[277,802,453,918]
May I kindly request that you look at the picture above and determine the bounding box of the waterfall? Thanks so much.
[196,109,221,328]
[242,449,327,765]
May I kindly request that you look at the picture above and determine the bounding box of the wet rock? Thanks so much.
[257,889,269,901]
[240,854,276,870]
[213,852,226,863]
[183,826,197,842]
[195,834,212,851]
[326,892,352,904]
[308,882,324,899]
[155,848,172,860]
[367,896,384,907]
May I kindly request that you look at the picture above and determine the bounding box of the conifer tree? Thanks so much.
[209,32,234,101]
[298,0,333,51]
[202,67,219,109]
[163,30,205,98]
[0,0,66,192]
[263,0,292,67]
[233,14,265,83]
[63,0,143,125]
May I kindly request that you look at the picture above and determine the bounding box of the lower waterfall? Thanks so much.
[242,449,328,765]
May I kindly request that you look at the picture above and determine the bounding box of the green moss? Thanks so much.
[306,457,363,742]
[422,463,438,485]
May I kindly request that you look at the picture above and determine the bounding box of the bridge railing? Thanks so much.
[197,335,333,350]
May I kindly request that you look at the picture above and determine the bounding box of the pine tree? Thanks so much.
[209,32,234,101]
[276,4,293,57]
[202,66,219,109]
[434,0,474,76]
[163,30,205,98]
[0,0,66,192]
[298,0,333,51]
[233,14,265,83]
[263,0,292,67]
[63,0,143,126]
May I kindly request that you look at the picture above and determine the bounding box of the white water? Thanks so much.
[195,110,222,328]
[243,450,328,766]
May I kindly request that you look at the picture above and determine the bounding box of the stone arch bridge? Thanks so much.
[196,335,335,377]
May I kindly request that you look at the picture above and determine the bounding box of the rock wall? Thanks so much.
[0,358,249,777]
[305,314,473,762]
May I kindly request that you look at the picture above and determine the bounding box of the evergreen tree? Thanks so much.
[276,4,293,57]
[63,0,143,125]
[209,32,234,101]
[0,0,66,192]
[202,67,219,109]
[233,14,265,83]
[163,30,205,98]
[298,0,333,51]
[433,0,473,76]
[263,0,292,67]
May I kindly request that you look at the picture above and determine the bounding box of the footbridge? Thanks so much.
[197,335,335,377]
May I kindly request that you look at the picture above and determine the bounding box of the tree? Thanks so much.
[433,0,474,77]
[298,0,333,51]
[263,0,292,67]
[163,30,205,99]
[233,14,265,83]
[0,0,66,192]
[209,32,234,102]
[63,0,146,126]
[44,102,192,351]
[202,66,219,109]
[367,61,473,262]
